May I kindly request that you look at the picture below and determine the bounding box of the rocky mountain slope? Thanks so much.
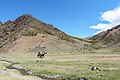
[0,14,89,53]
[0,21,3,30]
[89,25,120,49]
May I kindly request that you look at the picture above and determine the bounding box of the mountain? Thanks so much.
[0,14,89,53]
[89,25,120,50]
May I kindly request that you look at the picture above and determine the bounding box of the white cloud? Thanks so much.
[90,6,120,35]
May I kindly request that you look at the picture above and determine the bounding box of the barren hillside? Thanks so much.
[0,14,89,53]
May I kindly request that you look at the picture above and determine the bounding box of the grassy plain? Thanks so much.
[0,51,120,80]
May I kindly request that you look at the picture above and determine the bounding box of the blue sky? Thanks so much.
[0,0,120,38]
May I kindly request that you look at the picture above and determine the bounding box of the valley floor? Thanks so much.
[0,51,120,80]
[0,61,43,80]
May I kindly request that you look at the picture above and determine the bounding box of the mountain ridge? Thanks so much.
[89,25,120,49]
[0,14,88,52]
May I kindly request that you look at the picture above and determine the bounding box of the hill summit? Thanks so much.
[0,14,87,53]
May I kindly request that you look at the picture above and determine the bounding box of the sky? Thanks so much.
[0,0,120,38]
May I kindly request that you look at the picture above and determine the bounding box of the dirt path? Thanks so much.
[0,59,59,80]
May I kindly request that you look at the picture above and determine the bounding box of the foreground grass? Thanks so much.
[20,59,120,80]
[0,52,120,80]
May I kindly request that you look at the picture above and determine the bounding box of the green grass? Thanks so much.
[20,60,120,80]
[0,52,120,80]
